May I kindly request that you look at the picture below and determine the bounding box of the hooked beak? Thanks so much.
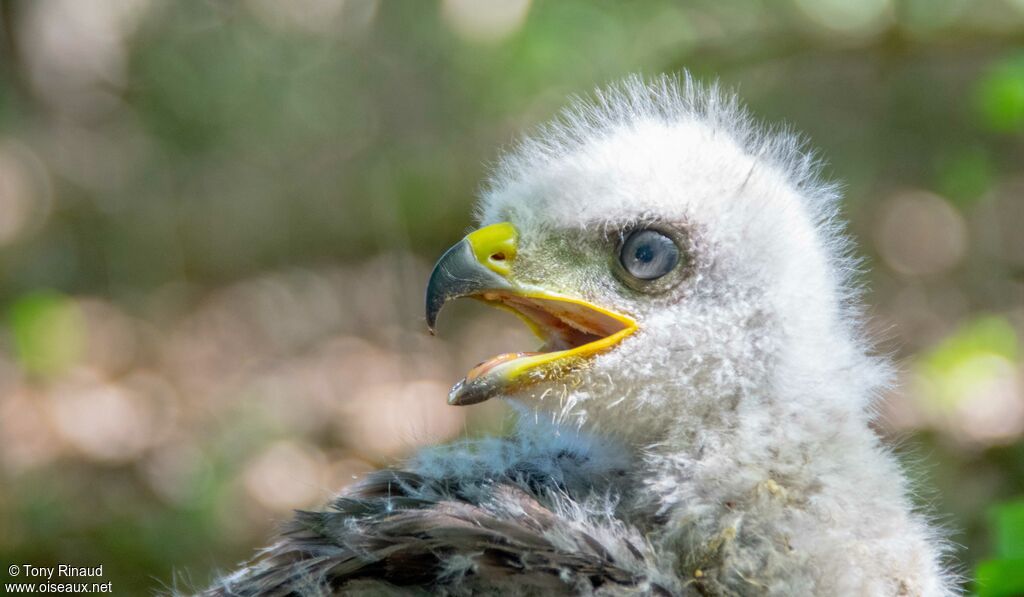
[425,222,637,406]
[426,222,518,333]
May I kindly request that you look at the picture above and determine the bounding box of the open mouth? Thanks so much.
[449,291,636,405]
[425,221,638,406]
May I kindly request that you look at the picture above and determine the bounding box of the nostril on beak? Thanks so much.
[491,253,506,262]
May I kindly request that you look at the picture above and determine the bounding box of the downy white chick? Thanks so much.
[206,74,957,597]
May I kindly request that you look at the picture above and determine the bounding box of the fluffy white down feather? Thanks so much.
[410,73,959,595]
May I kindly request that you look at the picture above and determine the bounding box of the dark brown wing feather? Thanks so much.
[200,469,662,596]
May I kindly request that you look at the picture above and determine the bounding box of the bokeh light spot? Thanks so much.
[793,0,892,36]
[976,54,1024,133]
[9,291,86,377]
[0,141,53,246]
[48,370,165,462]
[876,190,967,277]
[442,0,531,44]
[243,441,326,512]
[912,316,1024,445]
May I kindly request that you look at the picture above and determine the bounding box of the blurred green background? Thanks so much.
[0,0,1022,594]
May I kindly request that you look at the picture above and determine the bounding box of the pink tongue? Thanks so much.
[467,352,540,381]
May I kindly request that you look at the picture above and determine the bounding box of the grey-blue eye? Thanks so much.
[619,229,679,280]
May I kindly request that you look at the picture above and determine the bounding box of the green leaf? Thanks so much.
[992,500,1024,559]
[8,291,85,377]
[915,316,1018,411]
[975,54,1024,133]
[976,558,1024,597]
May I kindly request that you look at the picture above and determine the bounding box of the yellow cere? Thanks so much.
[465,222,518,276]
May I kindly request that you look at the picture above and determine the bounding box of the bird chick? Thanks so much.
[204,74,957,597]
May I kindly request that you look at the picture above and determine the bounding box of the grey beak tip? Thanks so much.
[424,237,513,337]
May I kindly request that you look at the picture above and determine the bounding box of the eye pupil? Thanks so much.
[619,228,680,282]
